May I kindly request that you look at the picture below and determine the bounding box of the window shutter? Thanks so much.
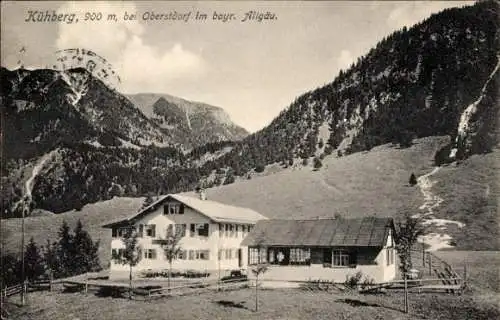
[179,204,184,214]
[138,224,144,237]
[151,224,156,237]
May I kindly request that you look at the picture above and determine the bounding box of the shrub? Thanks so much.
[313,157,323,170]
[254,164,265,173]
[344,271,363,288]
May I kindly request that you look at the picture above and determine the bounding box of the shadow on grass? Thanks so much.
[335,298,402,313]
[215,300,249,310]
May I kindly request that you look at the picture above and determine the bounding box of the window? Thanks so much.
[145,224,156,237]
[387,248,394,266]
[242,225,246,236]
[225,249,232,260]
[166,224,173,237]
[290,248,311,265]
[332,250,350,267]
[111,248,125,259]
[198,250,210,260]
[175,224,187,237]
[177,250,187,260]
[218,249,223,260]
[144,249,157,260]
[163,203,184,215]
[138,224,144,237]
[229,224,235,237]
[197,224,209,237]
[224,224,229,237]
[219,224,223,237]
[190,224,196,237]
[185,250,210,260]
[113,228,128,238]
[249,247,267,265]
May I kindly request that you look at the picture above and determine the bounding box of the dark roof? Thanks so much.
[241,217,394,247]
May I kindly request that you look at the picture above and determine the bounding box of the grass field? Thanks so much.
[6,285,499,320]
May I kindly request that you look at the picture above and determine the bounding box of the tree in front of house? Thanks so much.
[394,214,427,277]
[112,225,142,299]
[24,237,45,281]
[159,226,183,291]
[251,238,269,312]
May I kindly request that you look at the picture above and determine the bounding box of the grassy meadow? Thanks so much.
[7,285,499,320]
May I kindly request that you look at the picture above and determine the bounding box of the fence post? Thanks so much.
[85,273,88,295]
[49,271,53,292]
[404,274,409,314]
[422,245,425,267]
[428,253,432,276]
[23,280,28,305]
[463,263,467,289]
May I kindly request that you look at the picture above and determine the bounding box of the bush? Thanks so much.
[344,271,363,288]
[313,157,323,170]
[254,164,265,173]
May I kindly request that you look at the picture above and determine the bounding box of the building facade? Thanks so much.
[102,192,267,279]
[242,217,397,283]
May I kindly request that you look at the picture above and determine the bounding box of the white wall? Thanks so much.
[109,199,254,278]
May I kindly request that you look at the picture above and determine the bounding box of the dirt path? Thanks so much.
[415,167,464,251]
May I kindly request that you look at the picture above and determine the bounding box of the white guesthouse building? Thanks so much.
[102,192,267,279]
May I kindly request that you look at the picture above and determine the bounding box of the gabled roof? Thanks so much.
[102,194,267,228]
[241,217,394,247]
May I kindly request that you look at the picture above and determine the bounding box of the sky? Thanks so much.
[1,1,474,132]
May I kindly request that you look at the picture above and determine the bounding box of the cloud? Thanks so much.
[55,2,205,92]
[337,49,354,70]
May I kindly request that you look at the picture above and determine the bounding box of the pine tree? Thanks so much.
[43,239,58,279]
[73,220,101,275]
[56,220,75,277]
[24,237,45,281]
[313,157,323,170]
[409,173,418,186]
[141,194,154,209]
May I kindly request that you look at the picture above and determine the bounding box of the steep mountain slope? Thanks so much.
[127,93,249,146]
[198,1,498,178]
